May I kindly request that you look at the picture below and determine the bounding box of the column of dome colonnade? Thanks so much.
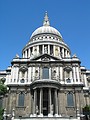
[31,88,59,117]
[22,45,70,58]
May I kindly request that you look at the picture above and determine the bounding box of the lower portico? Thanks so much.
[30,80,60,117]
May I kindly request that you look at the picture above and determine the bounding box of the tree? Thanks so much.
[0,78,7,96]
[0,108,4,120]
[0,78,7,120]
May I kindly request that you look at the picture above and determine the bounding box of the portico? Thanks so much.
[31,87,59,117]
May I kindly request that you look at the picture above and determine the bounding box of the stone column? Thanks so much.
[76,67,80,83]
[37,46,39,56]
[49,68,51,79]
[48,45,50,54]
[84,73,87,87]
[39,88,43,116]
[43,45,44,54]
[65,50,67,58]
[16,67,19,83]
[28,48,30,58]
[33,89,37,116]
[53,45,55,56]
[62,48,64,58]
[25,50,27,58]
[73,66,76,83]
[48,88,52,116]
[12,66,15,83]
[60,67,63,82]
[54,89,58,116]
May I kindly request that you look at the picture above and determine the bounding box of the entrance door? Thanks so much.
[43,89,48,116]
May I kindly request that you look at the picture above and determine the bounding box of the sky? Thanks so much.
[0,0,90,70]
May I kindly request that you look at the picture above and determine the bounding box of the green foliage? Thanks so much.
[83,105,90,111]
[0,84,7,95]
[83,105,90,115]
[0,78,7,119]
[0,78,7,96]
[0,108,4,120]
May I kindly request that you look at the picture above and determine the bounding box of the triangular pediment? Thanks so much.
[31,54,61,61]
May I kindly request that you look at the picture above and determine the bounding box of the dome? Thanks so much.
[31,26,62,38]
[30,12,62,38]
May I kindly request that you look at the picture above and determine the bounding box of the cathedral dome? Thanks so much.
[30,12,62,38]
[22,12,71,59]
[31,26,62,38]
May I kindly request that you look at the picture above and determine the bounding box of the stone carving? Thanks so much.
[36,106,38,115]
[44,46,48,53]
[52,68,56,79]
[42,57,50,61]
[15,54,19,58]
[51,104,54,115]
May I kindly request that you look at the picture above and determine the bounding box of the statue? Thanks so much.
[44,46,48,53]
[51,104,54,115]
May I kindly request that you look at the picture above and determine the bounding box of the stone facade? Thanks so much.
[0,12,90,119]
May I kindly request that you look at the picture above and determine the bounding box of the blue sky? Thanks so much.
[0,0,90,70]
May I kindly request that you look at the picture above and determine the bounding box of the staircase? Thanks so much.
[14,117,80,120]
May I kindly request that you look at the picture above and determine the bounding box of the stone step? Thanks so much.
[14,117,79,120]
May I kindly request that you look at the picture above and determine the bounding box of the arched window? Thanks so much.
[67,92,74,107]
[18,93,25,107]
[42,67,49,79]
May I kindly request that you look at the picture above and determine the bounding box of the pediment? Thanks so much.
[31,54,60,61]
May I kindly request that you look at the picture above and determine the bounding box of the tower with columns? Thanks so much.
[0,12,90,119]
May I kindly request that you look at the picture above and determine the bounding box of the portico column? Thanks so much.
[54,89,58,116]
[39,88,43,116]
[48,88,52,116]
[33,89,37,115]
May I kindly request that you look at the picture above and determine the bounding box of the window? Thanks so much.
[42,67,49,79]
[18,93,25,107]
[67,92,74,107]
